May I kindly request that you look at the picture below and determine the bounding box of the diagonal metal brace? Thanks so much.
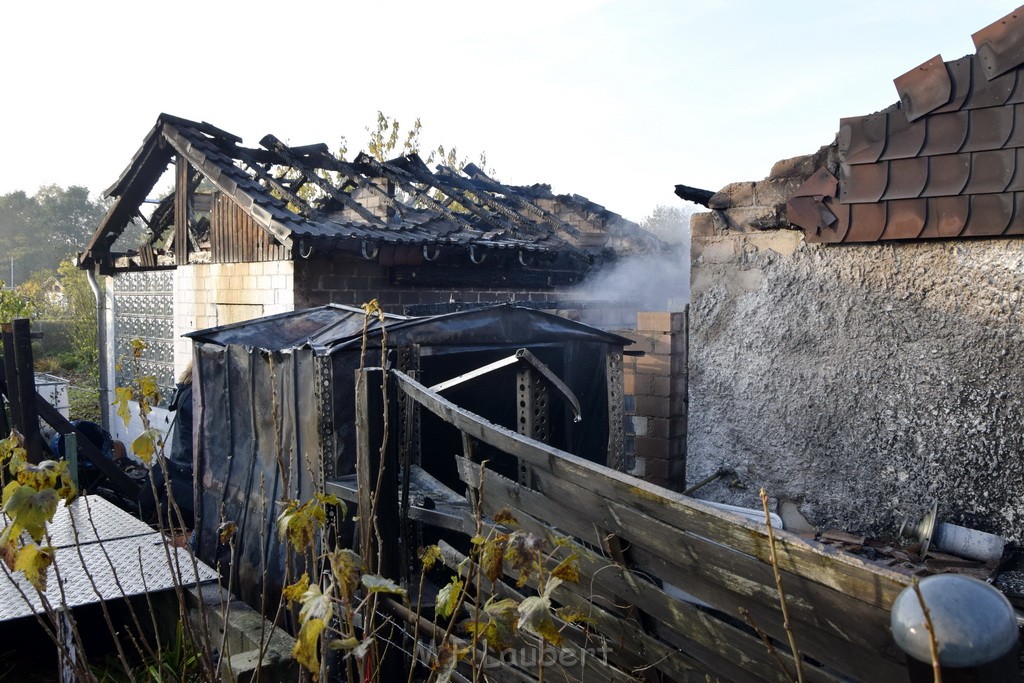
[429,348,581,422]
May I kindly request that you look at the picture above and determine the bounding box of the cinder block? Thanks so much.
[648,417,686,440]
[635,436,671,460]
[635,395,686,419]
[769,153,817,179]
[637,311,684,334]
[708,181,754,209]
[753,175,806,209]
[643,458,672,482]
[648,376,675,398]
[635,354,669,375]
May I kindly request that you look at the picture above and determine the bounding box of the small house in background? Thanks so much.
[684,6,1024,542]
[77,114,662,449]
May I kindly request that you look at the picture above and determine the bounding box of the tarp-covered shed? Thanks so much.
[187,304,632,604]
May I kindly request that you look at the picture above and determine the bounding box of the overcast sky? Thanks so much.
[1,1,1019,222]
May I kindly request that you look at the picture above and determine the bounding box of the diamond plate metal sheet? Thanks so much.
[0,496,217,622]
[44,496,156,548]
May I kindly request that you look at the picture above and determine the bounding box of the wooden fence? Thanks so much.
[331,369,914,682]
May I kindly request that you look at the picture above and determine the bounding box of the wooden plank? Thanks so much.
[394,371,910,608]
[524,459,906,666]
[437,540,714,683]
[461,472,839,683]
[457,457,907,682]
[174,156,190,266]
[34,395,141,497]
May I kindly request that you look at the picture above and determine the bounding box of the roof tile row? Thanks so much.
[788,5,1024,243]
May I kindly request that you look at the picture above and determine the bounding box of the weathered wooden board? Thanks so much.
[435,541,685,683]
[456,457,908,681]
[456,458,845,683]
[394,371,909,609]
[522,460,905,665]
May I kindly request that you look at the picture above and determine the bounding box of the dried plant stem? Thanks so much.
[760,488,803,683]
[911,578,942,683]
[739,607,795,682]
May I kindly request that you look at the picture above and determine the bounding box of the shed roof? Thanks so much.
[81,114,655,268]
[188,303,632,353]
[785,5,1024,243]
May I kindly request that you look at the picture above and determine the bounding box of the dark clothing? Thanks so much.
[139,383,195,528]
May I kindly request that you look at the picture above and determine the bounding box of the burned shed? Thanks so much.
[186,304,631,604]
[76,114,657,446]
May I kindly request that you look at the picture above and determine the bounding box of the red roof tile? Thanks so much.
[973,7,1024,79]
[788,6,1024,244]
[895,55,951,122]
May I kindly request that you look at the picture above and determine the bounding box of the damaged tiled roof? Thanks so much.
[788,6,1024,243]
[81,114,653,267]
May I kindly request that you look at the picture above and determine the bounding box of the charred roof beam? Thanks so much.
[355,153,483,235]
[232,150,321,220]
[461,163,583,241]
[380,155,535,241]
[161,125,294,249]
[259,135,384,225]
[399,156,553,240]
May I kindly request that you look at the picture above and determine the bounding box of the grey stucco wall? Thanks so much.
[688,224,1024,540]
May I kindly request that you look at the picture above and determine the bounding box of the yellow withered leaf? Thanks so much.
[112,387,134,428]
[14,543,54,591]
[282,572,310,605]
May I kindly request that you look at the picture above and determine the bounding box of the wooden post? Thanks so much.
[353,367,403,680]
[354,367,401,579]
[174,155,191,266]
[2,319,42,462]
[1,324,21,439]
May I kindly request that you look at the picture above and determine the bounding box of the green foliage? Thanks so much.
[91,620,202,683]
[0,186,108,285]
[0,281,33,324]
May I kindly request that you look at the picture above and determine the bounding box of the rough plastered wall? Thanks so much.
[688,218,1024,540]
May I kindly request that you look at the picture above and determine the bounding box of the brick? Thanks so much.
[622,373,637,395]
[637,311,684,334]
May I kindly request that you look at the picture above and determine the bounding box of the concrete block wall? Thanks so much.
[616,311,688,490]
[293,255,562,312]
[698,150,827,236]
[173,261,294,375]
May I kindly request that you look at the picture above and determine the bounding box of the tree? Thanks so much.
[0,186,110,284]
[640,204,694,246]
